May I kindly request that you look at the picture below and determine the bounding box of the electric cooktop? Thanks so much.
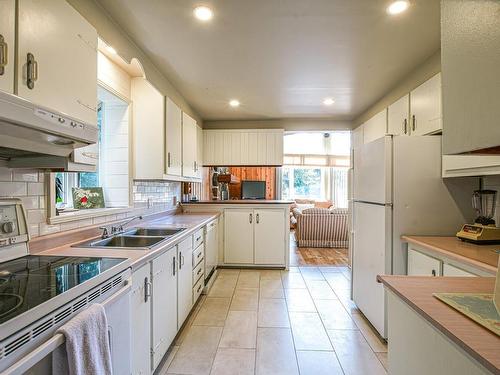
[0,255,125,325]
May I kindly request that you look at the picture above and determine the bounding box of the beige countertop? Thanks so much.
[402,235,499,275]
[32,212,220,271]
[378,275,500,375]
[182,200,294,204]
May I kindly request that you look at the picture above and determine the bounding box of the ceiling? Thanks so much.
[96,0,440,121]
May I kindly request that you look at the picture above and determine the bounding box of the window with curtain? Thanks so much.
[280,131,350,208]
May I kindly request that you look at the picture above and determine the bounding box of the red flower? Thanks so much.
[80,196,88,204]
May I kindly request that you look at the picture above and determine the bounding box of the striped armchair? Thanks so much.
[294,208,349,248]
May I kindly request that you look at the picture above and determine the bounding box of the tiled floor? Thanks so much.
[158,266,388,375]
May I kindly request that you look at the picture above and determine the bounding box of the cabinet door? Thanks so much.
[205,221,218,277]
[196,125,203,178]
[131,264,152,375]
[166,98,182,176]
[152,248,178,371]
[254,209,285,265]
[0,0,15,93]
[407,248,441,276]
[410,73,442,136]
[388,94,410,136]
[18,0,98,125]
[177,237,193,328]
[442,263,476,277]
[224,209,254,264]
[132,78,165,179]
[182,112,197,178]
[363,109,387,144]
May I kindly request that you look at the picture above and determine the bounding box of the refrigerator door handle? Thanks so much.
[353,200,393,207]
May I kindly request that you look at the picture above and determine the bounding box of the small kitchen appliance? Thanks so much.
[457,189,500,244]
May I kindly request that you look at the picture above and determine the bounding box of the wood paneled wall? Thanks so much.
[228,167,276,199]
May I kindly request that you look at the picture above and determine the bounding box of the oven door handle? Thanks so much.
[1,283,131,375]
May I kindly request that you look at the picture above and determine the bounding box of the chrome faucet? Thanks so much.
[99,215,143,238]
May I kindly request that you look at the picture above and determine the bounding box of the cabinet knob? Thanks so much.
[431,269,436,277]
[26,53,38,90]
[249,213,253,224]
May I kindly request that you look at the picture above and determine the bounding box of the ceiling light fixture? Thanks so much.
[229,99,240,108]
[193,6,213,21]
[386,0,410,15]
[323,98,335,106]
[105,45,117,55]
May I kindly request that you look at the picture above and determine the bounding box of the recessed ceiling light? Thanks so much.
[193,6,213,21]
[323,98,335,106]
[386,0,410,15]
[105,45,117,55]
[229,99,240,108]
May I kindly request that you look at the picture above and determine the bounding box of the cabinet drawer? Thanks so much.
[193,259,205,284]
[193,243,205,267]
[193,277,204,302]
[193,228,204,248]
[408,248,441,276]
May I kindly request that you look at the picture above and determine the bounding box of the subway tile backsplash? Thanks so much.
[0,167,184,238]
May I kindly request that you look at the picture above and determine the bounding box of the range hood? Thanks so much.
[0,91,98,169]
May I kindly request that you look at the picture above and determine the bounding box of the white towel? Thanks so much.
[52,304,113,375]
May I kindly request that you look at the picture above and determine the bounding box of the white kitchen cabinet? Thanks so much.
[442,263,477,277]
[131,264,152,375]
[0,0,15,94]
[152,248,178,370]
[224,209,254,264]
[254,209,285,265]
[388,94,410,136]
[132,78,165,179]
[363,109,387,144]
[182,112,198,178]
[177,237,193,328]
[407,248,441,276]
[442,154,500,178]
[17,0,98,126]
[410,73,442,136]
[166,98,182,176]
[196,125,203,179]
[203,129,284,166]
[205,220,218,280]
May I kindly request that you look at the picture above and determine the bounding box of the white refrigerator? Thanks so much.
[352,135,470,338]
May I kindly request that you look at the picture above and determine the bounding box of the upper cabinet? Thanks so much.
[0,0,15,94]
[182,112,198,178]
[409,73,442,136]
[132,78,165,180]
[441,1,500,154]
[203,129,284,166]
[388,94,410,136]
[166,98,182,176]
[363,109,387,144]
[17,0,98,126]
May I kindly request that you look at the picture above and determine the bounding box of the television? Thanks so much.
[241,180,266,200]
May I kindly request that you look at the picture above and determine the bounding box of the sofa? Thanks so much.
[293,207,349,248]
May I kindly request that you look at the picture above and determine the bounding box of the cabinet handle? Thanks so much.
[26,53,38,90]
[197,284,202,293]
[194,161,197,172]
[144,277,152,302]
[0,35,8,76]
[197,268,202,276]
[412,115,416,131]
[180,252,184,269]
[197,251,202,259]
[173,256,176,276]
[167,152,171,168]
[249,213,253,224]
[196,236,201,242]
[256,213,260,224]
[431,269,436,277]
[402,118,407,134]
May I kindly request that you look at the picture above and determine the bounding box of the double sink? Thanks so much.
[75,227,186,249]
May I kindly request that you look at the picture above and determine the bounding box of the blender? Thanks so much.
[457,189,500,244]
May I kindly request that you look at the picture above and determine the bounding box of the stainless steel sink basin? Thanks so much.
[80,235,165,249]
[125,227,186,237]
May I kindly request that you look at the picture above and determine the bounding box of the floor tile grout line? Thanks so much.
[282,270,303,375]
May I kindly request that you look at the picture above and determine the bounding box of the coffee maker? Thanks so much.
[456,189,500,244]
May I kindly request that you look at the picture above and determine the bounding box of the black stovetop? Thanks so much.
[0,255,125,325]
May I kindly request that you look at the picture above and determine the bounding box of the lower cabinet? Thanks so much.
[224,208,286,266]
[152,248,178,370]
[131,264,152,375]
[177,237,193,329]
[407,248,441,276]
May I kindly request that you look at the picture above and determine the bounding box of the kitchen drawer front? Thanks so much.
[193,243,205,267]
[193,258,205,284]
[193,276,204,302]
[193,228,204,248]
